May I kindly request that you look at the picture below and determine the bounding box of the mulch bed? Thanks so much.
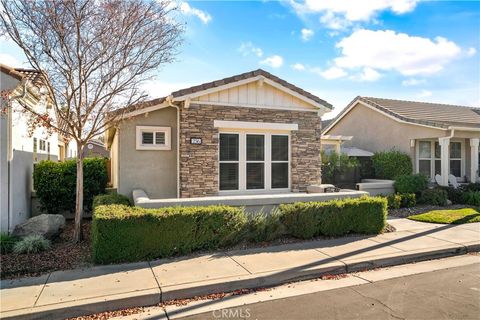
[0,220,92,279]
[388,204,475,218]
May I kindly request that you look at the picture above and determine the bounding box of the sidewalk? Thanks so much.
[1,218,479,320]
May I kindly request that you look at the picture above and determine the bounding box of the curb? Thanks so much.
[2,245,478,320]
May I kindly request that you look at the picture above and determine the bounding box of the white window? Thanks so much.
[219,132,290,193]
[136,126,171,150]
[417,140,464,180]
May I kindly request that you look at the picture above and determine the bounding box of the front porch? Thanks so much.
[414,136,479,185]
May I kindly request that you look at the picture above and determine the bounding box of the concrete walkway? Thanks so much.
[1,218,479,320]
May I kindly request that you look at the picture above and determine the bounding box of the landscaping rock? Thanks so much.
[13,214,66,239]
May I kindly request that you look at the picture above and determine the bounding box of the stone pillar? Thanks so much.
[470,138,479,183]
[438,137,450,186]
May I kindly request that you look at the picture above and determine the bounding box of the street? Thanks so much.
[178,263,480,320]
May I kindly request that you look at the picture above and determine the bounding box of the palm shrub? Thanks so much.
[372,150,413,180]
[13,235,50,254]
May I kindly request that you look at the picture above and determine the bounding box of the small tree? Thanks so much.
[1,0,183,242]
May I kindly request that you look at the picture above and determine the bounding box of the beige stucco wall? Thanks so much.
[110,132,119,188]
[116,106,177,199]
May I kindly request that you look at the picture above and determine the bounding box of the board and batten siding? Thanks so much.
[193,82,316,111]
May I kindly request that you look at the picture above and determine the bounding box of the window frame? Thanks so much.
[218,130,291,194]
[135,126,171,151]
[416,139,465,181]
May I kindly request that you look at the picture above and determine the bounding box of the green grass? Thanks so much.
[408,208,480,224]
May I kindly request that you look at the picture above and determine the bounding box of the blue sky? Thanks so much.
[2,0,479,119]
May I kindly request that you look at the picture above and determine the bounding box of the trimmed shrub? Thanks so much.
[34,158,108,214]
[462,191,480,206]
[279,197,387,239]
[419,188,448,206]
[92,205,248,263]
[394,174,429,195]
[400,193,417,208]
[247,209,285,243]
[372,150,413,180]
[93,193,131,209]
[387,194,402,209]
[0,233,19,254]
[13,235,50,254]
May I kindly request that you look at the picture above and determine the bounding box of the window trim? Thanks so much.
[218,130,291,194]
[136,126,171,151]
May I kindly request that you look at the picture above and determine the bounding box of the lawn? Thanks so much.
[408,208,480,224]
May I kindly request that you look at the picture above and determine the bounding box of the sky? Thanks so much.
[1,0,479,119]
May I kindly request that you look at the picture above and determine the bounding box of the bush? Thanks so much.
[279,197,387,239]
[247,209,285,243]
[439,186,464,204]
[462,191,480,206]
[321,150,358,183]
[0,233,19,254]
[463,183,480,192]
[93,193,131,209]
[386,194,402,209]
[372,150,413,180]
[13,235,50,254]
[419,188,448,206]
[92,205,248,263]
[386,193,415,209]
[394,174,429,195]
[34,158,108,214]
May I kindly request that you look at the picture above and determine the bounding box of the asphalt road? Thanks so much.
[177,263,480,320]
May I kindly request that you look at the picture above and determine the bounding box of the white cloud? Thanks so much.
[467,47,477,57]
[418,89,432,98]
[355,67,381,81]
[179,2,212,24]
[334,29,462,76]
[260,55,284,68]
[292,63,306,71]
[238,42,263,57]
[402,78,426,86]
[315,66,347,80]
[301,28,314,41]
[287,0,419,30]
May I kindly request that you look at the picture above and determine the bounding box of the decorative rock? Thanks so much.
[13,214,66,239]
[446,199,453,206]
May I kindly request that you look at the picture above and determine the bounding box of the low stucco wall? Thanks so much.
[356,179,395,196]
[133,189,370,214]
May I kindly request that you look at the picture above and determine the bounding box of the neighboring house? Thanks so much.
[106,69,332,200]
[83,139,109,158]
[0,64,60,232]
[323,96,480,185]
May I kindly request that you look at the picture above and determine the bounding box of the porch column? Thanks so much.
[439,137,450,186]
[471,138,479,182]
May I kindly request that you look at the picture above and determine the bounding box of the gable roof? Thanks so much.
[113,69,332,117]
[323,96,480,133]
[0,64,46,88]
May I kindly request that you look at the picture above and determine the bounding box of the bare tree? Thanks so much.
[1,0,183,242]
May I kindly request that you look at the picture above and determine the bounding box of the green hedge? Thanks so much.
[92,205,247,263]
[279,197,387,238]
[386,193,416,209]
[394,174,428,195]
[93,194,131,209]
[33,158,108,214]
[419,188,448,206]
[372,150,413,180]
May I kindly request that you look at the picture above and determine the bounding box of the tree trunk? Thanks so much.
[73,143,84,243]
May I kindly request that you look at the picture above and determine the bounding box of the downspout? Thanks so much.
[7,80,29,232]
[166,95,181,198]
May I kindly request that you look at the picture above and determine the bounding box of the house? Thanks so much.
[0,64,60,232]
[82,139,109,159]
[323,96,480,185]
[106,69,332,200]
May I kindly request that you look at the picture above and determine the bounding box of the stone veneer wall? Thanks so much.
[179,104,322,198]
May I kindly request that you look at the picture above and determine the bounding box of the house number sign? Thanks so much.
[190,137,202,145]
